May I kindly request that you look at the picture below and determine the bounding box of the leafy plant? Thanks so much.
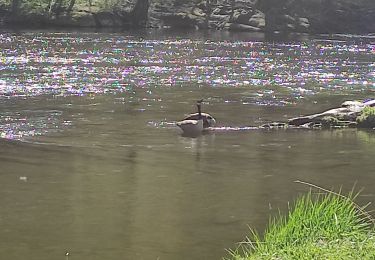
[357,106,375,129]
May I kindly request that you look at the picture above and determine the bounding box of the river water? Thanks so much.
[0,30,374,260]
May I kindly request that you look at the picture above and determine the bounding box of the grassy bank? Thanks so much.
[230,188,375,259]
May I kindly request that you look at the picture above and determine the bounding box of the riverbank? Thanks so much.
[230,187,375,259]
[1,0,374,33]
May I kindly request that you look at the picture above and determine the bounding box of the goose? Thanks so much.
[177,100,216,136]
[182,111,216,128]
[182,99,216,128]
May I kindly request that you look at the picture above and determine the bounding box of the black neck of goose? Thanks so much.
[197,103,202,119]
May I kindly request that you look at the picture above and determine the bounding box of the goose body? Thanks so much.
[182,112,216,128]
[176,119,204,136]
[177,100,216,136]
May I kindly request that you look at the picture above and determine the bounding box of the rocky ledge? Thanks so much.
[154,0,309,32]
[0,0,374,33]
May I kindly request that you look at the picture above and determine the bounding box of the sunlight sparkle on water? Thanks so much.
[1,32,374,99]
[0,109,65,140]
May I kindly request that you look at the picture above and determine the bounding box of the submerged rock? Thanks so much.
[260,122,289,129]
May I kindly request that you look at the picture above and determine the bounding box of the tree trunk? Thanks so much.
[54,0,64,16]
[230,0,235,20]
[256,0,287,32]
[48,0,53,15]
[67,0,76,13]
[131,0,149,27]
[11,0,21,15]
[205,0,212,28]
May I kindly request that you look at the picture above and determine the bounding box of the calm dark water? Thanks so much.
[0,30,374,260]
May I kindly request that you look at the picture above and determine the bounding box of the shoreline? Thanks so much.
[1,27,375,44]
[1,0,374,34]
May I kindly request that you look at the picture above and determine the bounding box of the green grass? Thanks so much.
[357,106,375,129]
[229,190,375,260]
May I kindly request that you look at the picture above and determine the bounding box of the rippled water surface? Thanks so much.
[0,30,374,260]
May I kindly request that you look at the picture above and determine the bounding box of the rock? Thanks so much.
[196,0,207,10]
[233,9,253,24]
[298,17,309,25]
[248,11,265,28]
[225,22,261,32]
[212,6,231,16]
[160,12,202,29]
[211,14,229,21]
[296,17,309,32]
[288,100,375,129]
[286,23,295,30]
[260,122,288,129]
[236,0,258,9]
[192,7,206,17]
[283,14,295,23]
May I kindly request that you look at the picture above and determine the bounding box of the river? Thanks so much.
[0,29,374,260]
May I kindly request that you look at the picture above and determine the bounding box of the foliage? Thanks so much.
[319,116,357,129]
[229,191,375,259]
[357,107,375,129]
[0,0,132,14]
